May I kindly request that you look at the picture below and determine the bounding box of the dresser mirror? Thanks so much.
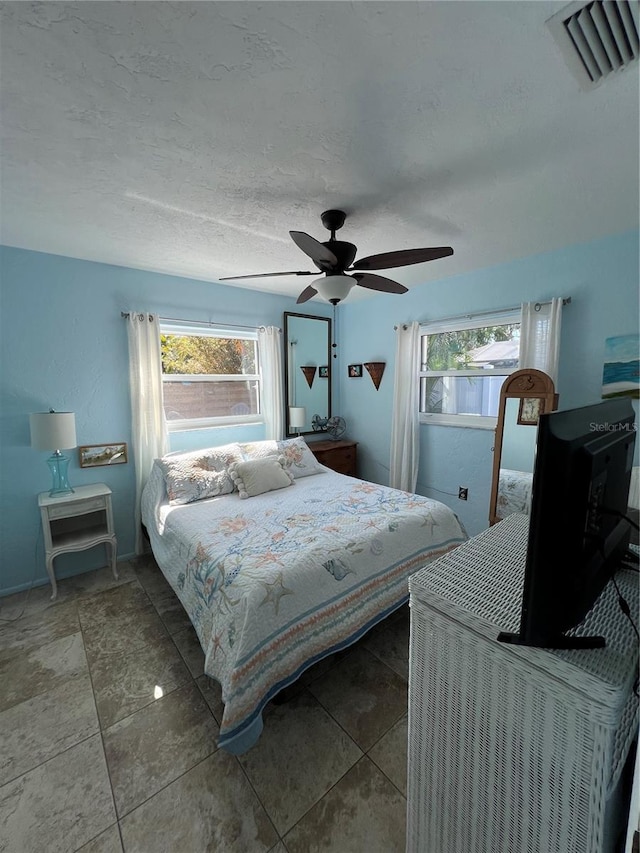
[489,368,558,525]
[283,312,332,436]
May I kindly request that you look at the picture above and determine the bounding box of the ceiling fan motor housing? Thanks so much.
[317,240,357,272]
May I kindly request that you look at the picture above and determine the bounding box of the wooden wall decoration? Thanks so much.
[300,365,317,389]
[364,362,386,390]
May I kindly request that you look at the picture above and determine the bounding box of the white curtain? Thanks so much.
[258,325,284,440]
[519,298,563,383]
[127,313,168,555]
[390,322,420,492]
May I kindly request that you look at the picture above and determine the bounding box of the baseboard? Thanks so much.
[0,554,137,598]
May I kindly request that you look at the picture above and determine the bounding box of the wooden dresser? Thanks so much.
[308,439,358,476]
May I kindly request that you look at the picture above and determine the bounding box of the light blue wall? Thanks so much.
[1,231,638,594]
[336,229,640,537]
[0,246,331,594]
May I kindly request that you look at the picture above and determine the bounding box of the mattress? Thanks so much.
[141,461,467,753]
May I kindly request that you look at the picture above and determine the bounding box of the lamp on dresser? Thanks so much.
[30,409,77,496]
[289,406,306,435]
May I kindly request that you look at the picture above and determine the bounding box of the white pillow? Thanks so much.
[157,443,243,505]
[228,456,295,499]
[239,437,325,479]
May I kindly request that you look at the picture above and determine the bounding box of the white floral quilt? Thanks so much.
[141,462,467,753]
[497,468,534,518]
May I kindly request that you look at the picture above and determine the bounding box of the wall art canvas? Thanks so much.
[79,443,128,467]
[602,334,639,399]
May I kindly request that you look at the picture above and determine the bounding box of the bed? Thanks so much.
[141,438,468,754]
[497,467,534,518]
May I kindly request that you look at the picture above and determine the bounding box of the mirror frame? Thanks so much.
[283,311,332,437]
[489,368,559,526]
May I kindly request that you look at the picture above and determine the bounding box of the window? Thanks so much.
[159,321,261,430]
[419,310,521,428]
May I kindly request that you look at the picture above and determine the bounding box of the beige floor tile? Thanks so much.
[90,634,191,728]
[0,733,115,853]
[0,565,137,625]
[0,631,87,712]
[78,583,168,665]
[77,581,152,626]
[57,562,138,602]
[362,613,410,680]
[76,823,123,853]
[152,589,192,635]
[103,681,219,817]
[195,674,225,723]
[133,558,174,601]
[0,600,79,665]
[0,673,98,786]
[239,689,362,835]
[172,623,205,677]
[308,645,408,750]
[283,756,407,853]
[368,713,408,796]
[0,583,61,622]
[119,751,278,853]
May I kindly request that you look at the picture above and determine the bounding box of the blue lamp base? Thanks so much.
[47,451,74,497]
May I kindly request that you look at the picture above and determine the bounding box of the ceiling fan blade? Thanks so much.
[296,285,318,304]
[353,273,408,294]
[350,246,454,271]
[290,231,338,266]
[219,270,316,281]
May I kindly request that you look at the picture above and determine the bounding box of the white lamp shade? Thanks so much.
[289,406,306,429]
[30,412,77,451]
[314,275,354,304]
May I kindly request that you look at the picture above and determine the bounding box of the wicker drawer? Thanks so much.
[309,440,357,476]
[47,495,107,519]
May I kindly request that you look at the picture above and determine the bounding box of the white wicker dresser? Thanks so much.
[407,513,639,853]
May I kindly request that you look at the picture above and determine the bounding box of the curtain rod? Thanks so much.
[120,312,280,333]
[394,297,571,330]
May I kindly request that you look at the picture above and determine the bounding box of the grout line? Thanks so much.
[233,747,282,844]
[77,594,121,844]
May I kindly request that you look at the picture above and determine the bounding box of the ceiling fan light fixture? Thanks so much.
[314,275,354,305]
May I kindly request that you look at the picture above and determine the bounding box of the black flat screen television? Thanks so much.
[498,397,636,649]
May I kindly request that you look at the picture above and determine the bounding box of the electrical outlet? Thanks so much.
[458,487,468,501]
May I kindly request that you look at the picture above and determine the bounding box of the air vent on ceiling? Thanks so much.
[546,0,639,89]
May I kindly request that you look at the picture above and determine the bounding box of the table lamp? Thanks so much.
[30,410,77,496]
[289,406,306,434]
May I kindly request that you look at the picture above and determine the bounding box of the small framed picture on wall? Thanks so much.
[79,443,128,468]
[319,365,329,378]
[348,364,363,378]
[517,397,542,426]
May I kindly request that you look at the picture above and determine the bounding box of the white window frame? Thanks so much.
[159,320,262,432]
[419,309,521,429]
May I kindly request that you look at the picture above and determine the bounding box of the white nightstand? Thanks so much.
[38,483,118,600]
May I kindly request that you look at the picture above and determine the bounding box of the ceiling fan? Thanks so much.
[219,210,454,305]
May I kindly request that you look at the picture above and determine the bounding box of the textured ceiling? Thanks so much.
[1,1,638,303]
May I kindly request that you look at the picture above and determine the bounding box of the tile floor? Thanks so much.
[0,556,411,852]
